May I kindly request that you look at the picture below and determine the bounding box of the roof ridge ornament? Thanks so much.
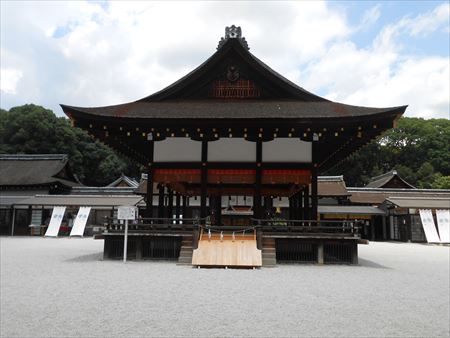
[217,25,249,50]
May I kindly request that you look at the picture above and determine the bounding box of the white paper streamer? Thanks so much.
[436,209,450,243]
[70,207,91,237]
[45,206,66,237]
[419,209,440,243]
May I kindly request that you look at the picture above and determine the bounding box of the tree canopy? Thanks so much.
[1,104,449,188]
[328,117,450,188]
[0,104,141,186]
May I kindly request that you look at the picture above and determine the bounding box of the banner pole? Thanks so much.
[123,219,128,263]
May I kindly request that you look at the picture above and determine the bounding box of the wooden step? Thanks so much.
[178,236,194,265]
[192,238,262,267]
[261,238,277,267]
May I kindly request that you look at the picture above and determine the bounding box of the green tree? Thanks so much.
[327,117,450,187]
[431,175,450,189]
[0,104,141,186]
[415,162,438,189]
[395,165,417,186]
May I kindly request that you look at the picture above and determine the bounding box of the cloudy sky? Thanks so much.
[1,1,449,119]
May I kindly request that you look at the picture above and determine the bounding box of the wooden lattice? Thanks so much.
[211,79,260,98]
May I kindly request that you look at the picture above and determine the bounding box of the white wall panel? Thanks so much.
[263,139,312,162]
[154,138,201,162]
[208,139,256,162]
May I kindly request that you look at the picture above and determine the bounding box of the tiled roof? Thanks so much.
[365,170,415,189]
[0,154,79,187]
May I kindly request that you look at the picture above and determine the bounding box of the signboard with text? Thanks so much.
[118,206,137,220]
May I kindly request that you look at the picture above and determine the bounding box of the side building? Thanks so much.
[0,154,79,235]
[0,154,142,236]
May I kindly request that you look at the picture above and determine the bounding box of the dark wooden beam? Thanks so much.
[175,193,181,223]
[158,185,165,220]
[200,141,208,218]
[146,139,154,218]
[167,189,174,219]
[304,185,310,220]
[311,168,318,221]
[254,140,262,218]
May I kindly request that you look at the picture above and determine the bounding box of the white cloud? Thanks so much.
[303,3,450,119]
[406,3,450,37]
[374,3,450,51]
[359,5,381,29]
[0,68,23,94]
[0,1,449,120]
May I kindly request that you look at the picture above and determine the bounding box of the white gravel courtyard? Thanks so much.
[1,237,449,337]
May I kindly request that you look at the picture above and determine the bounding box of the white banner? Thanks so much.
[70,207,91,237]
[419,209,440,243]
[436,209,450,243]
[45,206,66,237]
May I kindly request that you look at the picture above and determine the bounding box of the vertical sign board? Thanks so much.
[45,206,66,237]
[419,209,440,243]
[436,209,450,243]
[118,206,137,263]
[70,207,92,237]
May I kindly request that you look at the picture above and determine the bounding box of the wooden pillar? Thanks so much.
[146,140,154,218]
[263,196,272,219]
[288,196,294,219]
[40,206,45,225]
[311,169,318,221]
[352,241,358,264]
[158,185,165,219]
[268,196,273,218]
[370,217,376,241]
[304,185,310,220]
[200,140,208,219]
[407,214,412,242]
[135,237,142,260]
[382,216,387,240]
[10,206,16,236]
[294,193,300,220]
[182,196,188,221]
[299,190,304,224]
[254,140,262,219]
[311,136,318,222]
[167,189,174,220]
[317,241,324,264]
[28,205,32,229]
[215,196,222,226]
[103,238,110,260]
[175,194,181,223]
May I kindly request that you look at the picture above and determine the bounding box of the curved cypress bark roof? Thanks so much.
[365,170,415,189]
[61,37,406,121]
[60,26,407,171]
[0,154,79,187]
[61,101,405,120]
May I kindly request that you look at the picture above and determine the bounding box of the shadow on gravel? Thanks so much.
[358,258,390,269]
[65,253,103,262]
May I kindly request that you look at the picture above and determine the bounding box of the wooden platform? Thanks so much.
[192,233,262,268]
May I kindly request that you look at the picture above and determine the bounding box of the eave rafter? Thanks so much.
[62,25,406,170]
[75,112,398,171]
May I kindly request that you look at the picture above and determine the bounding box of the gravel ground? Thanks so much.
[1,237,449,338]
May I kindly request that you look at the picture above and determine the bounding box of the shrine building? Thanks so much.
[61,26,407,267]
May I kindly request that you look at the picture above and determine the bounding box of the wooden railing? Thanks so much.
[251,218,360,236]
[103,217,360,237]
[104,217,204,233]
